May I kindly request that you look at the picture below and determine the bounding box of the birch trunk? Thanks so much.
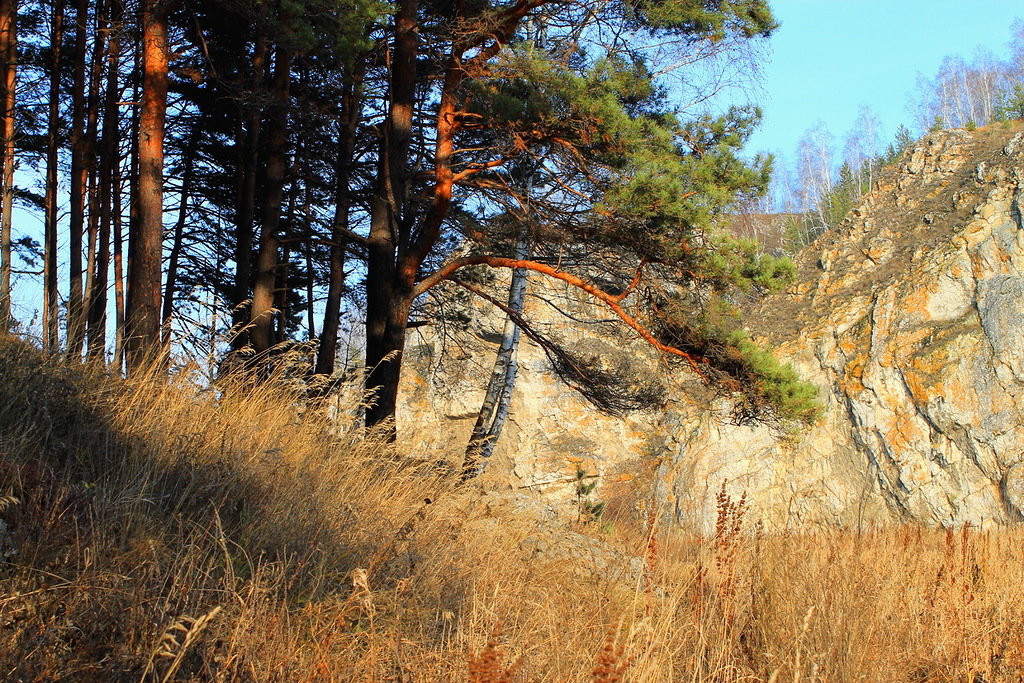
[463,233,529,479]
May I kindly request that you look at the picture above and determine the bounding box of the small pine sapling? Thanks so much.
[574,466,606,524]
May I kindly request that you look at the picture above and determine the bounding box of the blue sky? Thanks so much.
[746,1,1024,162]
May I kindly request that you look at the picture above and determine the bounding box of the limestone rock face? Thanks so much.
[401,124,1024,530]
[734,125,1024,528]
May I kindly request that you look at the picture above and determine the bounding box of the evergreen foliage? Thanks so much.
[573,466,606,523]
[995,83,1024,121]
[0,0,817,430]
[653,286,819,425]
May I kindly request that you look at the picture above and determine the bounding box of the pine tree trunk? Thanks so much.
[230,35,267,351]
[249,46,290,356]
[304,240,315,340]
[43,0,63,352]
[116,25,139,372]
[126,0,169,372]
[87,0,117,358]
[301,171,315,341]
[364,280,412,429]
[275,244,290,345]
[112,165,125,371]
[83,0,104,355]
[88,0,121,359]
[273,189,296,346]
[66,0,88,358]
[83,166,97,342]
[0,0,16,331]
[365,0,417,431]
[161,129,196,349]
[316,64,363,376]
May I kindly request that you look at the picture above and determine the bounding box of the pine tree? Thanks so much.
[357,0,814,433]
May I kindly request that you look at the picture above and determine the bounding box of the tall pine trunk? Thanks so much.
[0,0,16,331]
[66,0,88,357]
[43,0,63,352]
[83,0,104,355]
[118,23,139,370]
[230,35,267,351]
[126,0,169,372]
[316,63,363,376]
[87,0,117,360]
[273,190,296,346]
[365,0,417,430]
[161,128,197,349]
[88,0,121,359]
[248,46,290,356]
[112,148,125,371]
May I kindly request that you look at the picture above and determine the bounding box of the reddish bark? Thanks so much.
[0,0,16,330]
[126,0,170,372]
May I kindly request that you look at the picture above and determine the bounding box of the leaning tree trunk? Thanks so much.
[463,232,529,479]
[126,0,169,373]
[316,62,364,376]
[0,0,16,331]
[161,128,197,349]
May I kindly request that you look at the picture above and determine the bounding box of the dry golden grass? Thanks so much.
[2,333,1024,681]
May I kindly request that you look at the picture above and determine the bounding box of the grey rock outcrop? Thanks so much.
[401,123,1024,530]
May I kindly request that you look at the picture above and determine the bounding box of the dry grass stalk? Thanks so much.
[143,605,223,682]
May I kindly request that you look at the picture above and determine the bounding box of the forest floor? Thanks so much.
[2,332,1024,681]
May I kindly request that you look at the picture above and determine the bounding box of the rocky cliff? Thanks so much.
[401,122,1024,530]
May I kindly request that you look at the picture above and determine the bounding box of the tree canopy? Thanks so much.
[0,0,820,437]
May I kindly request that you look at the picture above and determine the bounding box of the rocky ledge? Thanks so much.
[401,123,1024,530]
